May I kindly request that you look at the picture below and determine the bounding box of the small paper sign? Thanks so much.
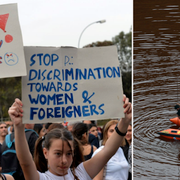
[0,3,26,78]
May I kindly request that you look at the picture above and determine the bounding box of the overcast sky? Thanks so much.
[1,0,132,48]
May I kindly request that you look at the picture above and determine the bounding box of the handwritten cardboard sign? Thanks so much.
[0,3,26,78]
[22,46,124,124]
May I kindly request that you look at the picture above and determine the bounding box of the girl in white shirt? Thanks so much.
[93,120,129,180]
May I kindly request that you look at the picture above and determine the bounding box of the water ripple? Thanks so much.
[134,1,180,179]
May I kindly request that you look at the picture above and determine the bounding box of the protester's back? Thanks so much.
[1,129,38,180]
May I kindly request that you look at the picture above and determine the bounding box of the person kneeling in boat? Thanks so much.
[174,104,180,118]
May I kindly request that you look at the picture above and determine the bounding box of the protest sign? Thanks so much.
[0,3,26,78]
[22,46,124,124]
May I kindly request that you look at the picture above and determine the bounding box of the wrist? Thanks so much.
[115,124,127,136]
[14,123,24,130]
[117,118,130,134]
[121,117,131,126]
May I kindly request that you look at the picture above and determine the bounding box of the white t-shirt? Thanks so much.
[38,162,92,180]
[92,146,129,180]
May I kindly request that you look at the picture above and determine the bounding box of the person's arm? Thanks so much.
[8,98,39,180]
[83,95,132,179]
[93,168,104,180]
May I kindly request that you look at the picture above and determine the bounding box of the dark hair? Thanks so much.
[44,123,52,130]
[72,122,88,145]
[48,123,64,132]
[83,120,96,125]
[87,123,97,131]
[33,124,43,135]
[34,128,84,176]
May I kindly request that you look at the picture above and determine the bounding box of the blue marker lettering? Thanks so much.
[38,108,45,120]
[27,83,36,92]
[65,93,74,104]
[37,54,44,65]
[62,69,64,81]
[41,82,50,91]
[47,70,52,80]
[42,70,47,81]
[38,69,41,80]
[49,82,56,92]
[29,69,37,81]
[43,54,51,66]
[65,82,71,91]
[112,67,120,77]
[82,105,90,117]
[62,107,65,118]
[90,104,99,115]
[30,107,38,120]
[76,68,87,80]
[39,94,46,105]
[47,94,56,105]
[73,105,81,117]
[99,103,105,115]
[65,68,74,81]
[30,54,36,66]
[103,67,106,78]
[54,69,61,81]
[73,83,78,91]
[51,54,59,65]
[64,56,70,66]
[57,82,64,92]
[35,83,41,92]
[28,94,39,104]
[54,107,61,118]
[94,67,102,79]
[88,68,96,79]
[66,106,73,118]
[56,94,64,105]
[106,67,113,78]
[47,108,54,118]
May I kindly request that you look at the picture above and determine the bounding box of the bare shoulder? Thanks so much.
[93,145,97,151]
[4,174,15,180]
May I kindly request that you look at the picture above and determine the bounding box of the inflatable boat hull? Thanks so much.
[170,117,180,126]
[157,129,180,140]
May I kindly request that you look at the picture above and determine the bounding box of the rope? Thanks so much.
[177,72,179,103]
[178,66,180,180]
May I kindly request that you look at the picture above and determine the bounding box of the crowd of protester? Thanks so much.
[0,96,132,180]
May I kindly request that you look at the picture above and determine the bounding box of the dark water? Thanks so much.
[134,1,180,179]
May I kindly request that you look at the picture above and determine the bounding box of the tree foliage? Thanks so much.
[0,77,21,120]
[112,29,132,72]
[84,40,114,47]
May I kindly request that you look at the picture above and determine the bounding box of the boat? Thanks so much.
[157,128,180,140]
[170,117,180,126]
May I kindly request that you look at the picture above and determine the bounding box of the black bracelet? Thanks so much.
[115,124,127,136]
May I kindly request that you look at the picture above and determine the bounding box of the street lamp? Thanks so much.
[78,19,106,48]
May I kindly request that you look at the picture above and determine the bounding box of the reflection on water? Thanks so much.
[134,1,180,179]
